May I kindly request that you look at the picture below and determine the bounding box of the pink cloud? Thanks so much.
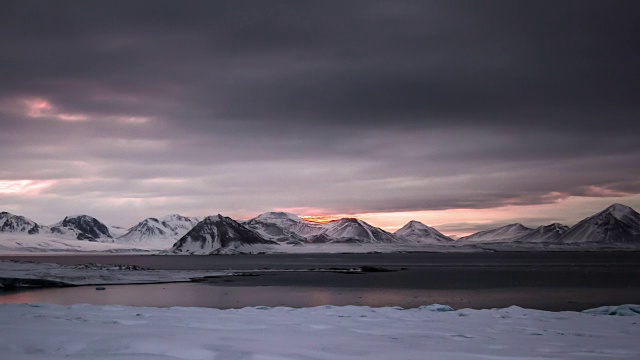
[23,98,87,121]
[580,185,631,197]
[0,180,55,195]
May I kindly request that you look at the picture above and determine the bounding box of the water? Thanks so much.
[1,252,639,310]
[3,251,638,270]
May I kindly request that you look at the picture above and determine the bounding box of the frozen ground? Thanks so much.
[0,233,158,254]
[0,260,228,286]
[0,303,637,359]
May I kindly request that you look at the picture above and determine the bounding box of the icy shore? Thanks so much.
[0,260,228,287]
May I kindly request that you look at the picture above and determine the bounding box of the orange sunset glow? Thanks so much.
[300,215,343,224]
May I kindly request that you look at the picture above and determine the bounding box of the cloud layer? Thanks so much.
[1,1,639,230]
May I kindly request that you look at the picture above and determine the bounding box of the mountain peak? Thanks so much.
[64,214,91,221]
[322,217,397,243]
[254,212,301,222]
[207,214,226,222]
[334,217,360,225]
[116,215,199,244]
[160,214,199,223]
[395,220,452,243]
[405,220,429,229]
[603,203,636,218]
[558,203,640,243]
[0,211,41,234]
[50,214,112,241]
[504,223,527,229]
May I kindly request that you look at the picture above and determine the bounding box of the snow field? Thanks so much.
[0,303,637,359]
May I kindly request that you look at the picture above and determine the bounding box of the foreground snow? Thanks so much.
[0,303,637,359]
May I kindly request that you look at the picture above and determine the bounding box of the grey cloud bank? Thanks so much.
[1,0,639,229]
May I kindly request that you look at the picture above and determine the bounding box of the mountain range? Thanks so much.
[1,203,639,253]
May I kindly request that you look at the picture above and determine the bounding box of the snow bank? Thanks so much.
[582,304,640,316]
[0,303,637,359]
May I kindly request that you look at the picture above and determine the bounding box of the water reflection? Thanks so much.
[0,283,442,309]
[1,283,638,311]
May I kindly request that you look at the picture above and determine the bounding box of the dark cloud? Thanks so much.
[1,0,639,227]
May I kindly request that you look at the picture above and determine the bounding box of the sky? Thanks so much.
[1,0,639,236]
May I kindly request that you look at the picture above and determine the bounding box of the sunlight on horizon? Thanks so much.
[289,195,640,237]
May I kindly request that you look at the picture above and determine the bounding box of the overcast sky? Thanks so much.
[1,0,639,235]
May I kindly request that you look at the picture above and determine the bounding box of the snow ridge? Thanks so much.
[458,223,533,243]
[512,223,570,243]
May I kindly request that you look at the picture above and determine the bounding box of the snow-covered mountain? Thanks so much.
[319,218,398,243]
[0,212,42,234]
[117,214,200,244]
[394,220,453,243]
[160,214,201,235]
[458,223,534,243]
[245,213,399,244]
[2,204,639,253]
[50,215,113,242]
[169,215,279,254]
[243,212,310,244]
[118,218,174,243]
[558,204,640,244]
[512,223,569,243]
